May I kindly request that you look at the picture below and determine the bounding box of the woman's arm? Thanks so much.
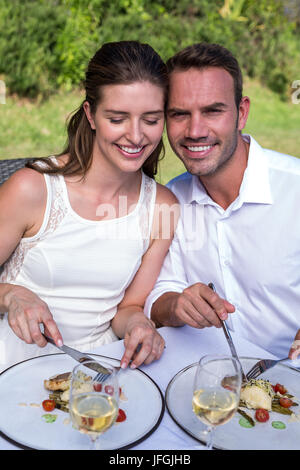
[112,184,180,368]
[0,169,63,347]
[289,329,300,360]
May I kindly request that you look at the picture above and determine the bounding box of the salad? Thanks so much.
[238,379,298,428]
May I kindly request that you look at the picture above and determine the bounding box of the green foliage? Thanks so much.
[0,0,299,99]
[0,0,66,98]
[54,0,102,89]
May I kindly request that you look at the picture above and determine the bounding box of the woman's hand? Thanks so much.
[289,329,300,360]
[4,284,63,347]
[120,312,165,369]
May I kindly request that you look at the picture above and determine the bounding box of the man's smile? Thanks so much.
[180,142,218,159]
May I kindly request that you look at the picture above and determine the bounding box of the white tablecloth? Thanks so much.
[2,324,292,451]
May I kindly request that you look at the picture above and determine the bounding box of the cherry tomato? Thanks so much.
[104,385,114,396]
[42,399,56,412]
[93,383,102,392]
[116,408,126,423]
[273,383,287,395]
[255,409,270,422]
[279,397,293,408]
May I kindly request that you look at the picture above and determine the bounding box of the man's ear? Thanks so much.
[83,101,96,130]
[238,96,250,131]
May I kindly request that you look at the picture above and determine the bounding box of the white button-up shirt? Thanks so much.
[145,135,300,357]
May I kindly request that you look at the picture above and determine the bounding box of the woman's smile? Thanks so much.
[115,143,147,158]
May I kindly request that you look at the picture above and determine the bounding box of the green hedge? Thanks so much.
[0,0,299,99]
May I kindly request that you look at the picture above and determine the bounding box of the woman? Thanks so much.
[0,41,179,372]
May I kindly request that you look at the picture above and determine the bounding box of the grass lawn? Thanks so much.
[0,79,299,185]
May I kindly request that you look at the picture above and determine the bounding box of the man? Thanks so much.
[145,43,300,360]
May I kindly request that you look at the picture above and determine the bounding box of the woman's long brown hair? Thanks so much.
[27,41,168,179]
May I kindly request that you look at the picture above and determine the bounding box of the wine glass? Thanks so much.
[192,355,242,450]
[69,359,119,449]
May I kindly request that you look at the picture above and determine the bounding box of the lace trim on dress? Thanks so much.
[0,175,68,284]
[139,174,156,252]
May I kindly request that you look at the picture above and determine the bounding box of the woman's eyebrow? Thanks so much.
[104,110,128,115]
[103,109,164,116]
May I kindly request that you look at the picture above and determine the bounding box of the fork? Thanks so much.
[42,333,120,383]
[208,283,248,382]
[246,357,289,380]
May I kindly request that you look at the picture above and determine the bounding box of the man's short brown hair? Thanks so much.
[166,43,243,109]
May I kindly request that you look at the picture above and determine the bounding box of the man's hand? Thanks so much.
[4,285,63,347]
[165,283,235,328]
[289,329,300,360]
[120,313,165,369]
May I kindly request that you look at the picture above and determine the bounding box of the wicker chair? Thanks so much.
[0,158,38,275]
[0,157,37,186]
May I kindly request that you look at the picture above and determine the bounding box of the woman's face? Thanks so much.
[84,81,165,174]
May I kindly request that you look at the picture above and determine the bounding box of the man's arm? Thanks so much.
[151,292,184,327]
[151,283,235,329]
[145,221,235,329]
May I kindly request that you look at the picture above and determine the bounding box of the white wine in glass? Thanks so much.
[193,355,242,449]
[69,360,119,449]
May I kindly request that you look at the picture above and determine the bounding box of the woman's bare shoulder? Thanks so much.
[155,182,179,206]
[0,167,47,207]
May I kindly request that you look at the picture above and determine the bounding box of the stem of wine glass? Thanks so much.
[89,433,100,450]
[206,425,215,450]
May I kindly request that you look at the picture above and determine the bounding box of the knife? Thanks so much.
[208,283,247,382]
[43,334,115,376]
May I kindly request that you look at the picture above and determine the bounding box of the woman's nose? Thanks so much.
[126,121,144,146]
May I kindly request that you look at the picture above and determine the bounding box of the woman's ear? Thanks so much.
[83,101,96,130]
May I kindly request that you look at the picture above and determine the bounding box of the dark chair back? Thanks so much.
[0,158,38,275]
[0,158,37,186]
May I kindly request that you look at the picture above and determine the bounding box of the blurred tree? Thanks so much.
[0,0,298,99]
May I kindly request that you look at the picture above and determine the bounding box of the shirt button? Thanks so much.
[224,259,230,266]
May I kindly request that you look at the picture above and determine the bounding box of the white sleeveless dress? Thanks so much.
[0,168,156,372]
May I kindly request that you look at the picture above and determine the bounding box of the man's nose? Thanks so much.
[185,114,209,141]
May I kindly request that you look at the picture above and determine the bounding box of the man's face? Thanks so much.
[166,67,249,177]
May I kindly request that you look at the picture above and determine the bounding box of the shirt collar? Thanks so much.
[188,134,273,206]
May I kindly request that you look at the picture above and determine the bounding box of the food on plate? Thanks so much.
[42,399,56,412]
[237,409,255,428]
[240,379,274,410]
[255,408,270,422]
[238,416,254,428]
[42,414,58,423]
[44,372,71,391]
[116,408,126,423]
[237,378,299,428]
[272,421,286,429]
[43,371,127,423]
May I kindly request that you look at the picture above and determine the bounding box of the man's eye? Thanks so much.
[206,109,222,114]
[169,112,187,118]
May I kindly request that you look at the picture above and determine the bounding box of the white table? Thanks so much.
[0,324,286,451]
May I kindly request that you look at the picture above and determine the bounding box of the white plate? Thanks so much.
[165,357,300,450]
[0,353,164,450]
